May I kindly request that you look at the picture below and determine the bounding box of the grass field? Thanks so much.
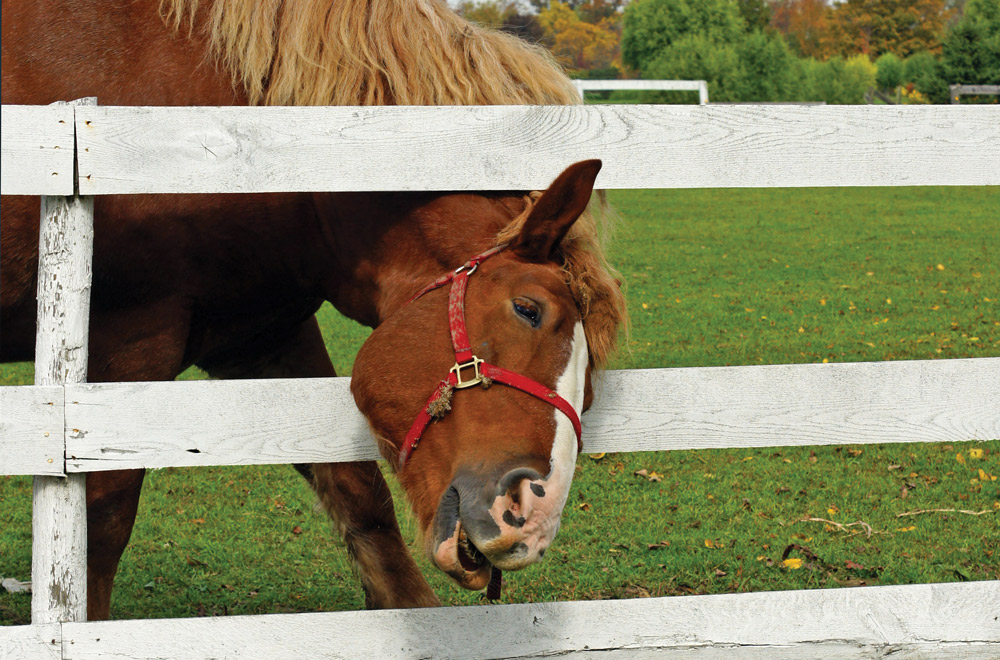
[2,186,998,625]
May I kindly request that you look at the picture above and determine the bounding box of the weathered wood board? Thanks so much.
[74,104,1000,194]
[57,581,1000,659]
[0,623,61,660]
[46,358,1000,473]
[0,386,65,476]
[0,105,75,196]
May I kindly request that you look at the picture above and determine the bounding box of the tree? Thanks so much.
[738,0,773,32]
[824,0,953,59]
[621,0,746,71]
[875,52,905,89]
[770,0,833,59]
[538,2,622,74]
[939,0,1000,86]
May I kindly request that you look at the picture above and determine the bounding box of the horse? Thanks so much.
[1,0,625,619]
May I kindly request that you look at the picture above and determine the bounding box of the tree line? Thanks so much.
[458,0,1000,104]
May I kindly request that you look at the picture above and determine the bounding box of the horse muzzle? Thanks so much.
[431,464,568,590]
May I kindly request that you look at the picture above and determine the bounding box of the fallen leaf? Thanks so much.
[634,469,648,478]
[578,502,591,511]
[714,568,727,577]
[190,518,205,524]
[956,453,966,464]
[647,540,670,550]
[782,558,803,569]
[589,452,606,461]
[845,560,866,570]
[704,539,717,549]
[292,525,303,535]
[896,526,916,532]
[969,448,984,460]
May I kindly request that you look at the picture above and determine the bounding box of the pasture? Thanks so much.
[2,184,998,624]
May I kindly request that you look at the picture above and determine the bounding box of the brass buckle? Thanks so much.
[450,356,484,389]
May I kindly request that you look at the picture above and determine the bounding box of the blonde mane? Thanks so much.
[160,0,625,366]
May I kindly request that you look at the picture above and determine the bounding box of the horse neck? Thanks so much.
[312,191,524,328]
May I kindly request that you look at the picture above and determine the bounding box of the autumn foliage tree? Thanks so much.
[824,0,953,59]
[537,1,622,74]
[769,0,833,58]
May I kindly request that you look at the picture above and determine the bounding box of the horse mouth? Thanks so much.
[433,521,492,590]
[457,526,489,572]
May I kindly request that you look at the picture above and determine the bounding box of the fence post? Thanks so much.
[31,97,96,624]
[698,80,709,105]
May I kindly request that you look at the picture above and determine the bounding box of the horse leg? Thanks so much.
[199,315,439,608]
[84,301,190,620]
[86,469,146,620]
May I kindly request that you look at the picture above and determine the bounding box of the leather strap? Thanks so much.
[397,247,583,469]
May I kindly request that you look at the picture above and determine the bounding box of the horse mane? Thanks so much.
[159,0,580,106]
[160,0,625,367]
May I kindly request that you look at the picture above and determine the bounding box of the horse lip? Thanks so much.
[432,520,492,590]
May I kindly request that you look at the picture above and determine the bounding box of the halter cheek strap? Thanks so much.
[397,247,584,469]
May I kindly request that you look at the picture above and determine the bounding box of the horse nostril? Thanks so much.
[496,467,543,499]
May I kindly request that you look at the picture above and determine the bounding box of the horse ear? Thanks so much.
[511,159,602,262]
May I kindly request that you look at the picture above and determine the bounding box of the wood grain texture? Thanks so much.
[63,378,379,471]
[0,105,75,196]
[0,386,65,477]
[0,623,61,660]
[74,104,1000,194]
[59,581,1000,659]
[50,358,1000,473]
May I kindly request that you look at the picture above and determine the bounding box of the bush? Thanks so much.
[875,52,904,91]
[807,54,875,104]
[903,51,949,103]
[622,0,746,71]
[730,29,799,101]
[644,33,742,103]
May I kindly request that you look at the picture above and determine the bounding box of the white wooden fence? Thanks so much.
[572,79,710,105]
[2,102,999,658]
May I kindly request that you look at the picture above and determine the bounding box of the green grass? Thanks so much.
[2,186,998,624]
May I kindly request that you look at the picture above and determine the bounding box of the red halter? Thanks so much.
[397,245,584,470]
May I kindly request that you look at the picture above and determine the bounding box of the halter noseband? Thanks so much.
[397,245,584,470]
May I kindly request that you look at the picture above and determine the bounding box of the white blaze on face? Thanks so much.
[544,321,588,518]
[484,321,588,570]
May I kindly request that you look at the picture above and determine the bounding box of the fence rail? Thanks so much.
[4,105,996,194]
[8,581,1000,659]
[3,358,998,475]
[573,78,710,104]
[950,84,1000,103]
[2,101,1000,658]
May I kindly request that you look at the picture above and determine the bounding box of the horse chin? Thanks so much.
[431,521,493,591]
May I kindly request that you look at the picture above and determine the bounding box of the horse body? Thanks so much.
[2,0,624,619]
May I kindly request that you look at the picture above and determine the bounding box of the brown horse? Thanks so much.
[1,0,625,618]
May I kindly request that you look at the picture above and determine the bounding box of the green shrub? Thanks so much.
[903,51,949,103]
[875,52,904,91]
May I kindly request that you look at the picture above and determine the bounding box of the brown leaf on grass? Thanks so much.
[292,525,303,535]
[845,560,866,570]
[647,540,671,550]
[634,468,648,477]
[190,518,205,524]
[900,485,909,499]
[714,568,727,577]
[578,502,591,511]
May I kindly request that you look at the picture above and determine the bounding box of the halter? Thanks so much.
[397,245,584,470]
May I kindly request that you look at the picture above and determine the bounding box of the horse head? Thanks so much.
[351,160,603,591]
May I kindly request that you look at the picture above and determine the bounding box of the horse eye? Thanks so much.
[512,299,541,328]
